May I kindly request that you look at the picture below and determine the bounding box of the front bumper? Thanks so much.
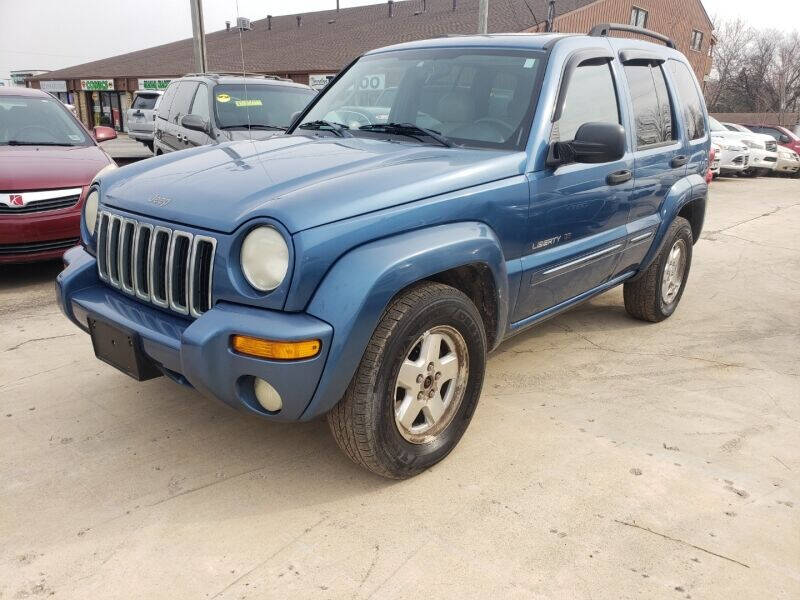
[0,200,82,264]
[775,157,800,173]
[57,246,333,421]
[747,149,778,170]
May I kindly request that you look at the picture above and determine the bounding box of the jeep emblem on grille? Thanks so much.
[148,195,170,207]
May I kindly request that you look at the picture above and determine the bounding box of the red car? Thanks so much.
[1,87,117,264]
[742,124,800,155]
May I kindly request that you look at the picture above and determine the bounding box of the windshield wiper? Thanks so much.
[4,140,78,146]
[220,124,286,131]
[297,120,351,137]
[358,123,454,147]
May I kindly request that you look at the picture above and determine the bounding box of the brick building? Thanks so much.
[29,0,715,131]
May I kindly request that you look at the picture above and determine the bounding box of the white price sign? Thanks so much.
[357,74,385,91]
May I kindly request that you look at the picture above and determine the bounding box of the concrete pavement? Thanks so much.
[0,177,798,599]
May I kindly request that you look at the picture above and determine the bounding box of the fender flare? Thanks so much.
[633,174,706,279]
[300,221,509,420]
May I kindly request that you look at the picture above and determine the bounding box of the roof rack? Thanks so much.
[182,72,290,81]
[588,23,676,49]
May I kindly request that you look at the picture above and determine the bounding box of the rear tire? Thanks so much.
[327,282,487,479]
[624,217,693,323]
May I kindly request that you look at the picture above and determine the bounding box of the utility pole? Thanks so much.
[189,0,208,73]
[478,0,488,34]
[545,0,555,32]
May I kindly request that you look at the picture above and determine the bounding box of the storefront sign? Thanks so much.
[309,73,336,91]
[40,80,67,93]
[139,79,172,91]
[81,79,114,91]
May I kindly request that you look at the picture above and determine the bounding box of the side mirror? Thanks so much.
[547,122,625,167]
[93,126,117,142]
[780,134,790,143]
[181,114,208,133]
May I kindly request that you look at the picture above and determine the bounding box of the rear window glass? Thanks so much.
[157,82,179,120]
[624,63,676,148]
[132,94,159,110]
[668,61,706,140]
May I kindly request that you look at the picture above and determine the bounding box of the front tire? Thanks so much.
[328,282,487,479]
[624,217,693,322]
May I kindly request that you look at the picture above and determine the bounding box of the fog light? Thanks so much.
[253,378,282,412]
[231,335,321,360]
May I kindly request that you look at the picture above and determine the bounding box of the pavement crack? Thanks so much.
[613,519,749,568]
[0,362,77,390]
[703,202,800,235]
[208,514,328,599]
[145,464,271,508]
[5,333,76,352]
[353,544,380,599]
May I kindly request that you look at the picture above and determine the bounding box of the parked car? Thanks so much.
[126,90,162,151]
[153,74,315,155]
[716,120,777,176]
[710,137,749,177]
[57,27,710,478]
[1,87,117,264]
[743,123,800,157]
[775,146,800,177]
[709,141,721,177]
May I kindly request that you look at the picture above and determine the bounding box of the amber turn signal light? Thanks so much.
[230,335,321,360]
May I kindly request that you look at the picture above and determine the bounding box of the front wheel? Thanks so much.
[624,217,693,322]
[328,282,487,479]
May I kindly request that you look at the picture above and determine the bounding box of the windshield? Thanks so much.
[132,94,159,110]
[213,83,316,129]
[0,95,91,146]
[295,48,545,150]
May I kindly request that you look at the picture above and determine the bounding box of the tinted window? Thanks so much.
[558,62,620,142]
[297,48,545,150]
[0,95,91,146]
[668,60,706,140]
[132,94,158,110]
[190,84,210,121]
[156,82,179,120]
[213,84,315,129]
[170,82,199,121]
[624,63,675,147]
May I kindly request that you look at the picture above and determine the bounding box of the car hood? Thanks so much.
[100,136,526,233]
[0,144,112,191]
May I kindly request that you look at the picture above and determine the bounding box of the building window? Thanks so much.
[630,7,648,28]
[691,30,703,51]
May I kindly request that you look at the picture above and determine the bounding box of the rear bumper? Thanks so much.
[57,246,334,421]
[128,130,154,142]
[0,202,82,263]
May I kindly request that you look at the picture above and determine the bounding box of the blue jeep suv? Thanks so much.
[57,25,710,478]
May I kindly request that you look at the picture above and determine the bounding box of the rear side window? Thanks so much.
[624,63,676,148]
[668,61,706,140]
[156,82,179,120]
[170,82,199,121]
[557,62,620,142]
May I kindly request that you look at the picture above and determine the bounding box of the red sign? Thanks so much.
[9,194,23,206]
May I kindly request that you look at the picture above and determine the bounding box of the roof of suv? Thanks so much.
[176,74,313,90]
[0,87,50,98]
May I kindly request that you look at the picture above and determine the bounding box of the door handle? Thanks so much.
[671,155,688,168]
[606,169,632,185]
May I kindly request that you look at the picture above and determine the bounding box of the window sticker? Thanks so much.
[216,93,231,103]
[68,134,82,141]
[234,99,263,107]
[523,58,536,69]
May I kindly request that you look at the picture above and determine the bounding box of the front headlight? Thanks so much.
[240,226,289,291]
[84,188,100,235]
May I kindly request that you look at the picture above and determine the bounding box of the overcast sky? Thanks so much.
[1,0,798,84]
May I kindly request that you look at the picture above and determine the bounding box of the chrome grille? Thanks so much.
[0,194,80,214]
[96,211,216,318]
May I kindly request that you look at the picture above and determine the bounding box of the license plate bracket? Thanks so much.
[88,316,162,381]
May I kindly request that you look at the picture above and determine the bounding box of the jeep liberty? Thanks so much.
[57,25,710,478]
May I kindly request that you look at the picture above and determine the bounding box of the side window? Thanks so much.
[624,63,676,148]
[190,84,210,121]
[668,60,706,140]
[557,61,620,142]
[156,82,179,120]
[170,82,198,122]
